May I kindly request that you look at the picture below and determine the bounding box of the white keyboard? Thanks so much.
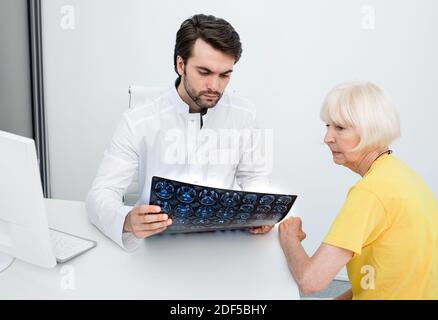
[49,229,96,263]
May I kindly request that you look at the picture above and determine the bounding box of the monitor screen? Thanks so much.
[0,130,56,271]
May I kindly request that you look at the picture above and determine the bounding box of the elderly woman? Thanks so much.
[279,82,438,299]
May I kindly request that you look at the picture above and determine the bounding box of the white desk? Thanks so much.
[1,199,300,299]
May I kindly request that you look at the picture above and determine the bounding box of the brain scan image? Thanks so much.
[155,199,171,214]
[239,204,254,213]
[220,192,241,207]
[255,213,266,220]
[173,217,189,225]
[238,212,251,220]
[154,181,175,199]
[273,205,288,214]
[199,189,219,206]
[256,205,271,213]
[259,195,275,205]
[177,186,196,203]
[196,206,214,218]
[216,218,230,225]
[218,207,235,219]
[272,213,283,220]
[277,195,293,206]
[193,218,210,225]
[149,176,297,234]
[242,194,257,205]
[174,204,193,218]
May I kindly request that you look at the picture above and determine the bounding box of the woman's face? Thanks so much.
[324,123,362,167]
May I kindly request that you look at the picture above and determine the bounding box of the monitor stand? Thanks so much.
[0,252,15,272]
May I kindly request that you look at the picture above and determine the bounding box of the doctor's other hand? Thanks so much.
[278,216,306,247]
[248,225,274,234]
[123,205,172,238]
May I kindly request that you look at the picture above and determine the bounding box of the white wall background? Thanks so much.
[42,0,438,279]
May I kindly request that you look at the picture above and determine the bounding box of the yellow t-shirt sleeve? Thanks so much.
[323,187,388,256]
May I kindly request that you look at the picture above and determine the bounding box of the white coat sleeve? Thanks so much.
[85,113,142,251]
[235,113,272,193]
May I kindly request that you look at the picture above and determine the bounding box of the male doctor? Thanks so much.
[86,14,273,250]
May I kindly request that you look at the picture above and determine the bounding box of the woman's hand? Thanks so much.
[278,216,307,249]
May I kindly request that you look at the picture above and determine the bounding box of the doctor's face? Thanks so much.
[177,39,235,111]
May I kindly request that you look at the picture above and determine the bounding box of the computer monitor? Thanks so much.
[0,130,57,272]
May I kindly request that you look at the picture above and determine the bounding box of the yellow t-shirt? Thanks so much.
[323,154,438,299]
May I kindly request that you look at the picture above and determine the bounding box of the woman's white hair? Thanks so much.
[320,81,401,151]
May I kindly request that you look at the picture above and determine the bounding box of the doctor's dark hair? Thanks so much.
[173,14,242,77]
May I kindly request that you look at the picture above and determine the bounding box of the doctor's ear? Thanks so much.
[176,56,186,76]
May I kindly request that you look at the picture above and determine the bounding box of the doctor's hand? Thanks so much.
[248,225,274,234]
[123,205,172,238]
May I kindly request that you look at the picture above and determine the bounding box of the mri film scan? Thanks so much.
[149,176,297,234]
